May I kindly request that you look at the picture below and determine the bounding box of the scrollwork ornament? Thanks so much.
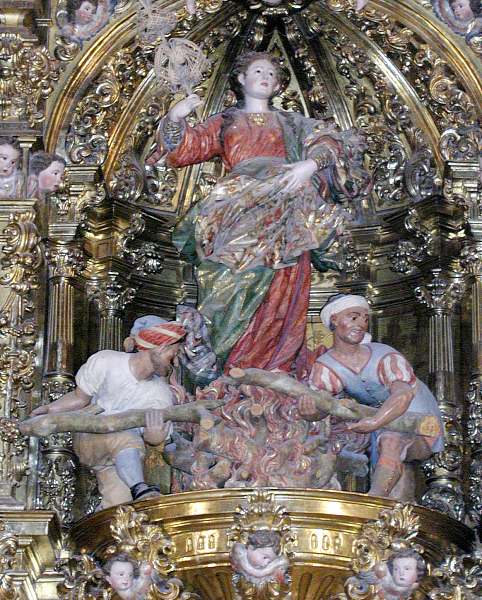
[117,212,165,276]
[0,519,23,600]
[429,552,482,600]
[109,152,145,204]
[440,126,481,162]
[390,207,435,274]
[144,161,179,208]
[0,33,60,125]
[465,378,482,522]
[66,47,151,165]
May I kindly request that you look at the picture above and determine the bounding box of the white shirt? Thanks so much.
[76,350,173,415]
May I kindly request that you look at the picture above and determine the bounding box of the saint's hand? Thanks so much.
[144,410,171,445]
[279,159,317,193]
[168,94,203,122]
[345,417,379,433]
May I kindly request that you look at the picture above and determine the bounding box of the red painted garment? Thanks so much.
[167,112,312,371]
[166,112,286,171]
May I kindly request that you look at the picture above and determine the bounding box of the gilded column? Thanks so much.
[414,269,465,520]
[87,272,136,351]
[38,241,85,525]
[460,230,482,525]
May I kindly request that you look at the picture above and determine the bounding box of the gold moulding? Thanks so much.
[70,489,473,599]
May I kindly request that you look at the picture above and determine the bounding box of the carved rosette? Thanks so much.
[414,269,466,520]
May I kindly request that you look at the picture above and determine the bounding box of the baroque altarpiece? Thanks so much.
[0,0,480,598]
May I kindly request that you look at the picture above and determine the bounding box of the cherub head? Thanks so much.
[66,0,99,25]
[103,553,138,592]
[449,0,479,22]
[387,549,426,590]
[28,152,65,197]
[246,530,281,570]
[0,138,20,179]
[230,52,284,107]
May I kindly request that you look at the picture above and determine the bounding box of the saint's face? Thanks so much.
[238,59,279,102]
[331,307,369,345]
[107,561,134,591]
[392,557,419,588]
[0,145,19,177]
[75,1,96,25]
[451,0,474,21]
[38,161,64,193]
[149,342,181,375]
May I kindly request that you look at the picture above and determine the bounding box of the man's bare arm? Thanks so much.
[346,381,414,433]
[31,387,91,416]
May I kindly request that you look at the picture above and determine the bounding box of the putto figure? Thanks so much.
[353,549,426,600]
[231,530,289,586]
[60,0,113,44]
[27,152,66,199]
[0,137,24,199]
[30,321,186,508]
[432,0,482,49]
[103,553,154,600]
[301,294,444,501]
[149,51,370,372]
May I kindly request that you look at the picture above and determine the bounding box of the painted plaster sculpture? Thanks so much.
[28,322,185,509]
[0,138,24,199]
[302,294,444,501]
[148,51,370,372]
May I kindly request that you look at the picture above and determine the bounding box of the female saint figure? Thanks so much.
[151,52,369,371]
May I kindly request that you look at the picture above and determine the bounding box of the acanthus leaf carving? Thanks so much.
[390,207,435,274]
[117,212,165,277]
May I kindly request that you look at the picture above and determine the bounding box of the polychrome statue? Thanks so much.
[0,137,24,199]
[30,321,185,508]
[149,51,370,370]
[301,294,444,501]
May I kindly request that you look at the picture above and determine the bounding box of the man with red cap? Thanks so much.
[31,321,186,508]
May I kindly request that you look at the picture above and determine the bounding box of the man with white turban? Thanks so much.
[300,294,444,501]
[31,321,186,508]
